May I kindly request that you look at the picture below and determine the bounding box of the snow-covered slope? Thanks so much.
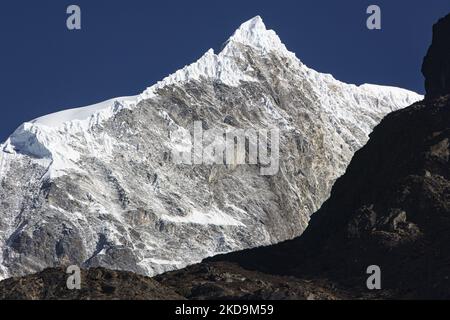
[0,16,422,280]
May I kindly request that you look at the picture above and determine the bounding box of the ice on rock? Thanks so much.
[227,16,297,59]
[31,96,139,128]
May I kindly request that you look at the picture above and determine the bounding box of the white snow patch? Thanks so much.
[228,15,298,60]
[143,258,183,265]
[161,206,245,227]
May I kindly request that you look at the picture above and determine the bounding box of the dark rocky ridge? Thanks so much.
[0,267,183,300]
[422,13,450,98]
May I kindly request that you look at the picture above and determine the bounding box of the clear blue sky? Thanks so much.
[0,0,449,141]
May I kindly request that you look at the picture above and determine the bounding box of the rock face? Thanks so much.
[0,267,183,300]
[0,16,421,280]
[198,95,450,299]
[156,97,450,299]
[422,13,450,98]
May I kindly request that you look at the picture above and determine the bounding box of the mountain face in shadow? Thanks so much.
[422,13,450,99]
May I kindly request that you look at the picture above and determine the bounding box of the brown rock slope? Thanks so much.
[422,13,450,99]
[0,267,182,300]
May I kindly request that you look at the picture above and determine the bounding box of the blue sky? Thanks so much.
[0,0,449,141]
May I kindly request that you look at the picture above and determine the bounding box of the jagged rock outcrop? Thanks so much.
[422,13,450,98]
[0,16,421,281]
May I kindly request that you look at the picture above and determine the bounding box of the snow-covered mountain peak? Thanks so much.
[141,15,298,100]
[232,15,267,40]
[0,15,425,281]
[139,46,255,101]
[8,16,293,136]
[1,15,423,181]
[227,16,296,59]
[137,16,298,102]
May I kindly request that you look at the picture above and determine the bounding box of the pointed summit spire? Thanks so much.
[225,16,295,59]
[237,15,266,33]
